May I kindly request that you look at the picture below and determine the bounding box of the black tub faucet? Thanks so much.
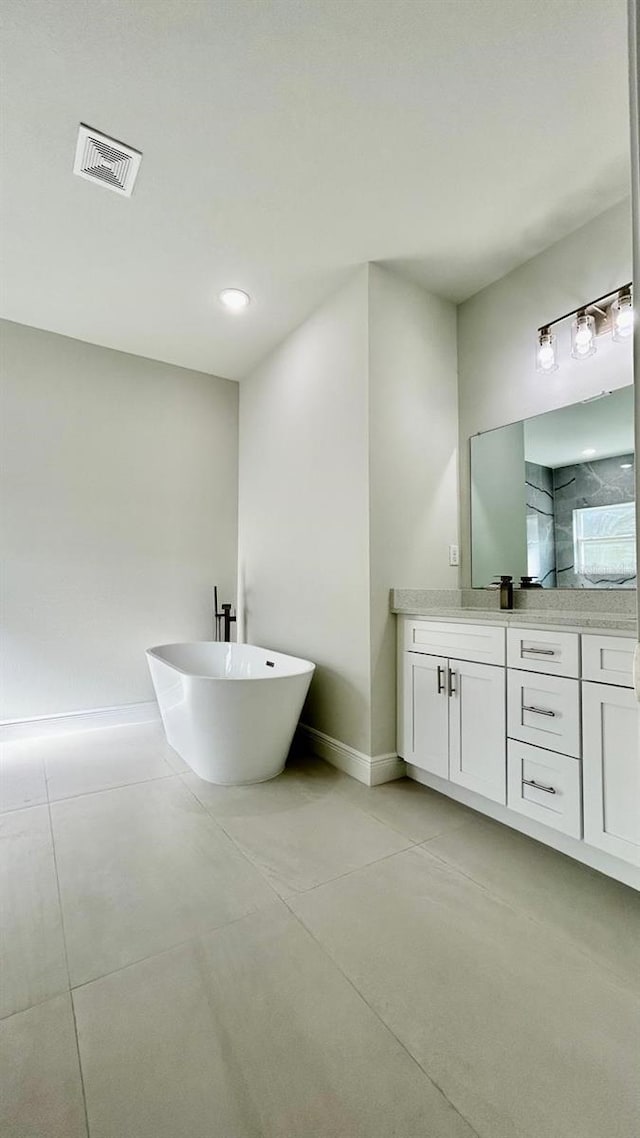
[213,586,236,642]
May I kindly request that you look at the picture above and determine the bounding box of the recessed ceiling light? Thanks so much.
[581,448,596,457]
[620,462,633,469]
[219,288,251,312]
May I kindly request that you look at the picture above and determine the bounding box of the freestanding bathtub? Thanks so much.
[146,642,315,785]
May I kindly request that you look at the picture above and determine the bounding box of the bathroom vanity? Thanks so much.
[397,612,639,889]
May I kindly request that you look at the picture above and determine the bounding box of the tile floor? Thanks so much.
[1,722,639,1138]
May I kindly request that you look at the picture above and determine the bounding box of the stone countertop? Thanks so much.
[391,605,637,634]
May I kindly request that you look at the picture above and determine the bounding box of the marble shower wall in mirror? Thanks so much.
[526,453,635,587]
[471,386,636,589]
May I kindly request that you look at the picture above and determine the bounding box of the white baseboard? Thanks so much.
[0,701,160,742]
[406,764,640,892]
[298,724,405,786]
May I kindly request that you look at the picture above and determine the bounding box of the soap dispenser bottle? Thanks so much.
[493,575,514,610]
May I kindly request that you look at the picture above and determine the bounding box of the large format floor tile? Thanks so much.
[426,815,640,992]
[1,806,68,1018]
[212,790,412,897]
[0,744,47,814]
[0,994,87,1138]
[73,903,475,1138]
[38,723,177,802]
[182,752,342,819]
[291,845,640,1138]
[51,777,275,985]
[336,773,478,842]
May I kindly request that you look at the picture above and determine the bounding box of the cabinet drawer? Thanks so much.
[507,627,579,678]
[403,620,505,666]
[581,635,634,689]
[508,670,580,757]
[507,740,582,838]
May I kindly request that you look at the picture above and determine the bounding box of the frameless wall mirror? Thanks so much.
[470,385,635,589]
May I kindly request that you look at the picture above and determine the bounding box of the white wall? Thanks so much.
[368,265,458,754]
[239,270,372,754]
[458,198,633,585]
[0,320,238,720]
[239,265,459,759]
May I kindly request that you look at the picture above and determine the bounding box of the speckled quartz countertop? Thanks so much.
[391,589,638,635]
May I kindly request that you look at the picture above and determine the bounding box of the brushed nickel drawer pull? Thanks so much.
[522,777,556,795]
[436,665,445,695]
[523,704,556,718]
[522,647,556,656]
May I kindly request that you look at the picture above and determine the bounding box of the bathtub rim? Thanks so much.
[145,641,315,682]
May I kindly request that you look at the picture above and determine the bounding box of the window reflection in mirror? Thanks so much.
[470,386,635,589]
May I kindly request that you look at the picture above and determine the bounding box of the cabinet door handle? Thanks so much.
[436,665,445,695]
[447,667,456,697]
[522,647,556,656]
[522,704,556,718]
[522,777,556,795]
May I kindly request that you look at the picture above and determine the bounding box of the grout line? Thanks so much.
[174,770,284,893]
[282,895,483,1138]
[419,839,640,997]
[68,903,282,995]
[68,992,92,1138]
[0,797,49,818]
[178,761,424,900]
[186,793,416,900]
[45,793,91,1138]
[0,988,72,1024]
[45,769,177,809]
[275,842,418,901]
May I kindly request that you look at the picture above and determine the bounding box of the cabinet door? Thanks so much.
[402,652,449,776]
[583,681,640,866]
[449,659,506,803]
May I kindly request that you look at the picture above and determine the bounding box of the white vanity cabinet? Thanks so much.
[449,659,506,802]
[582,661,640,867]
[402,652,449,777]
[397,616,639,889]
[400,622,506,803]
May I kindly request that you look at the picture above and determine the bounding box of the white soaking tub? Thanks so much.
[146,642,315,785]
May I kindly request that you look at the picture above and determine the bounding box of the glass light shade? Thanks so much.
[536,329,558,373]
[571,312,596,360]
[611,291,634,341]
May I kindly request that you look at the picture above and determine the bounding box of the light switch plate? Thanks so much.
[448,544,459,567]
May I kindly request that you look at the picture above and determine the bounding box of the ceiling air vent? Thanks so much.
[73,124,142,197]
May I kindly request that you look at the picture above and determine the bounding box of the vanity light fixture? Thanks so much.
[571,311,596,360]
[611,287,634,340]
[219,288,251,312]
[536,327,558,373]
[536,282,633,373]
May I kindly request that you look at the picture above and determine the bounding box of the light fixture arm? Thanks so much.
[536,282,633,334]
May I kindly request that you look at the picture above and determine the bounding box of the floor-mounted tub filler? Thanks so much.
[146,642,315,785]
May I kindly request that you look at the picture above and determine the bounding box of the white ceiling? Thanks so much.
[524,385,635,468]
[0,0,631,380]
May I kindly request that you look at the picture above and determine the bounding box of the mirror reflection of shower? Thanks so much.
[471,386,636,589]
